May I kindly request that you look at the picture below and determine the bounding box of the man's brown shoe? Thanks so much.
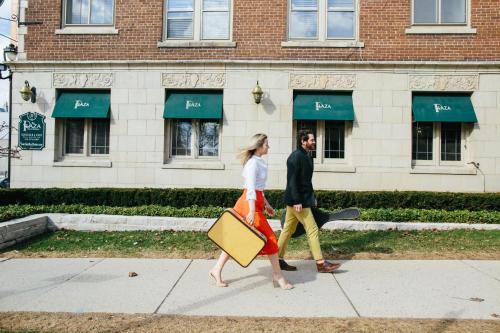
[279,259,297,271]
[316,260,341,273]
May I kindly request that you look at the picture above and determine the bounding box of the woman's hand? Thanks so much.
[265,205,276,217]
[246,211,255,225]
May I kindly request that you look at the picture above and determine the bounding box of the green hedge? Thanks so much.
[0,188,499,211]
[1,204,499,224]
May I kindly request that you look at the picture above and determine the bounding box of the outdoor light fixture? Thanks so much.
[20,80,36,103]
[252,81,263,104]
[3,44,17,62]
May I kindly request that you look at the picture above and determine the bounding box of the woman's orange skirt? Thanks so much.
[233,189,279,256]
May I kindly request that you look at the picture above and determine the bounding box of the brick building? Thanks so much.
[6,0,500,191]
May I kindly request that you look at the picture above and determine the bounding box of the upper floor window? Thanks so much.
[289,0,356,40]
[413,0,467,25]
[64,0,114,25]
[165,0,231,40]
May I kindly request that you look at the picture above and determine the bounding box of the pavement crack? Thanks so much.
[153,259,193,314]
[332,273,361,318]
[460,260,500,283]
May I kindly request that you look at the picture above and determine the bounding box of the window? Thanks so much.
[412,122,467,166]
[170,119,220,158]
[63,118,110,156]
[413,0,467,24]
[296,120,347,162]
[165,0,231,40]
[289,0,357,40]
[64,0,114,25]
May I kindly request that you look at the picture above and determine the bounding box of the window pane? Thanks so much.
[324,121,345,159]
[65,119,85,154]
[441,0,466,23]
[202,12,229,39]
[66,0,90,24]
[168,0,194,11]
[441,123,461,161]
[297,120,317,159]
[291,0,318,10]
[328,11,354,38]
[172,119,192,156]
[203,0,229,11]
[90,0,113,24]
[167,12,193,38]
[414,0,437,23]
[412,122,433,160]
[91,119,110,154]
[328,0,354,9]
[290,12,318,38]
[199,120,219,157]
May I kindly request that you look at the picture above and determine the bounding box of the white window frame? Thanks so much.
[283,0,363,48]
[61,118,110,158]
[57,0,118,34]
[412,122,469,168]
[165,118,222,161]
[406,0,476,34]
[159,0,236,47]
[293,120,355,172]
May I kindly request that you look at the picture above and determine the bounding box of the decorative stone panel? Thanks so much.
[409,75,478,91]
[53,73,113,88]
[161,73,225,88]
[289,73,356,90]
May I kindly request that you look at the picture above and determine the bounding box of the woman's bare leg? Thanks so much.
[209,251,230,287]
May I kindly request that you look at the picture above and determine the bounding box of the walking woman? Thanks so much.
[209,133,293,290]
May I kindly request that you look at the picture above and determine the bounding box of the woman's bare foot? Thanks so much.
[209,270,228,287]
[272,273,293,290]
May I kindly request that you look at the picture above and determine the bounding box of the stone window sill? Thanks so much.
[410,166,476,175]
[55,27,119,35]
[53,159,112,168]
[162,160,225,170]
[157,41,236,48]
[314,164,356,173]
[405,26,476,34]
[281,40,364,48]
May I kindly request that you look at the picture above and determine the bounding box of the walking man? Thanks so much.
[278,129,341,273]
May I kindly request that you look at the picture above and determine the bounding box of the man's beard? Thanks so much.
[306,143,315,151]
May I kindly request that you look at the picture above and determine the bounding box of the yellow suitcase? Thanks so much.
[208,208,267,267]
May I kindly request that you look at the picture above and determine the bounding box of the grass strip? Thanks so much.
[1,204,499,224]
[2,229,499,259]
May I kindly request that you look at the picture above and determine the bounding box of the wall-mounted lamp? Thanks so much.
[3,44,18,62]
[252,81,263,104]
[20,80,36,103]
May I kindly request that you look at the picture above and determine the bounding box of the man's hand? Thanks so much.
[293,204,302,213]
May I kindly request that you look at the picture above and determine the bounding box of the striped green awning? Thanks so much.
[412,93,477,123]
[164,91,223,119]
[293,92,354,121]
[52,91,110,118]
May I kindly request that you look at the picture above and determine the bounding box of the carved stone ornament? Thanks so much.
[53,73,113,88]
[289,73,356,90]
[409,75,478,91]
[162,73,225,88]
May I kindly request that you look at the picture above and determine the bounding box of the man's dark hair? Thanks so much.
[297,129,314,147]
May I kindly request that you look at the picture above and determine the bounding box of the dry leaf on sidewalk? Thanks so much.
[128,272,138,277]
[491,313,499,318]
[469,297,484,302]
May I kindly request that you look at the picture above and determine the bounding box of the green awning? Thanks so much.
[412,93,477,123]
[164,91,223,119]
[52,91,110,118]
[293,92,354,121]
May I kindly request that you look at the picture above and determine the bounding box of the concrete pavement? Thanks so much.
[0,258,499,319]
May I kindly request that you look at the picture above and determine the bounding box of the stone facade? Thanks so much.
[7,0,500,192]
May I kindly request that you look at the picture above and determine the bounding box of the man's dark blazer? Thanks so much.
[284,146,315,208]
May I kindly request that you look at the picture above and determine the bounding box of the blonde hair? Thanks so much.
[238,133,268,165]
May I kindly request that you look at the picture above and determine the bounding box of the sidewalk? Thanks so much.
[0,258,499,320]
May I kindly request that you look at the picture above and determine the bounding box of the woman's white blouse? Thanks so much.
[242,155,268,201]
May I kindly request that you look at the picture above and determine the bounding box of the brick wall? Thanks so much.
[24,0,500,61]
